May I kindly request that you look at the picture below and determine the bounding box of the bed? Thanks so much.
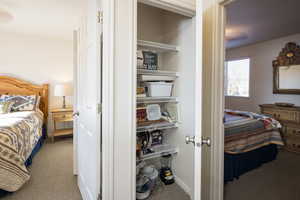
[0,75,48,193]
[224,109,284,182]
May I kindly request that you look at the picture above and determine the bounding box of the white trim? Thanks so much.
[112,0,136,199]
[226,57,250,62]
[225,95,250,98]
[138,0,196,17]
[73,30,79,176]
[194,0,203,199]
[102,0,115,199]
[78,174,93,200]
[175,176,192,198]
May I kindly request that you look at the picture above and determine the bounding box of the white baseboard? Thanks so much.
[175,175,192,198]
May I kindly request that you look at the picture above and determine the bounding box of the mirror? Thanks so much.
[273,43,300,94]
[278,65,300,89]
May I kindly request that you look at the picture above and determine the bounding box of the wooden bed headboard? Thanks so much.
[0,75,49,121]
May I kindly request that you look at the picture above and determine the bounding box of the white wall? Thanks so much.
[226,33,300,113]
[0,31,73,132]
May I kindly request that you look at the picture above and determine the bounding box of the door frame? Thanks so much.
[111,0,203,199]
[73,30,79,176]
[104,0,233,199]
[202,0,235,200]
[106,0,204,199]
[101,0,138,199]
[101,0,115,199]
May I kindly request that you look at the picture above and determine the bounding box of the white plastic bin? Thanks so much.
[145,82,173,97]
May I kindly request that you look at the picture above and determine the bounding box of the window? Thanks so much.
[225,58,250,97]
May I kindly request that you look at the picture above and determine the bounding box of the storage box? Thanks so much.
[145,82,173,97]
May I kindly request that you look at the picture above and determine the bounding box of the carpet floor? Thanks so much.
[1,138,190,200]
[224,150,300,200]
[2,138,82,200]
[149,182,190,200]
[9,138,298,200]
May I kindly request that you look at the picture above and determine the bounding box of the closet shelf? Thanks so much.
[137,40,179,52]
[137,69,179,77]
[137,121,178,133]
[137,96,178,104]
[138,144,178,161]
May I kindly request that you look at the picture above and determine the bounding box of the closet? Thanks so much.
[135,3,197,199]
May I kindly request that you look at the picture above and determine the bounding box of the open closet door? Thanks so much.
[200,0,225,199]
[75,0,103,199]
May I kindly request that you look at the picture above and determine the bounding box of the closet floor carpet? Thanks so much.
[2,138,82,200]
[149,183,190,200]
[224,150,300,200]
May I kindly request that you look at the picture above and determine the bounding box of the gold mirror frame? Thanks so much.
[273,42,300,95]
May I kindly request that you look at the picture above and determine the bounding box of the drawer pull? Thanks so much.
[292,130,300,134]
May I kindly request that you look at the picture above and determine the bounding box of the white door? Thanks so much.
[75,0,103,199]
[200,0,226,199]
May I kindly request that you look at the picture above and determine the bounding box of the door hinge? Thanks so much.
[97,11,103,24]
[97,103,102,114]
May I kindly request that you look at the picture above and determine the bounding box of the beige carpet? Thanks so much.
[2,138,82,200]
[1,138,190,200]
[224,150,300,200]
[149,182,190,200]
[3,139,298,200]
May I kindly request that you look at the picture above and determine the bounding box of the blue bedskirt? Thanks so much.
[0,125,47,197]
[224,144,278,182]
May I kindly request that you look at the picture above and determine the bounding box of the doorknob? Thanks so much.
[201,137,211,147]
[73,111,80,117]
[185,136,195,145]
[185,136,211,147]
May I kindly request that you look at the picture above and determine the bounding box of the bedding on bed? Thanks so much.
[0,110,43,192]
[224,109,284,154]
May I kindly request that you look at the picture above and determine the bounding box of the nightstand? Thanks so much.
[51,107,73,142]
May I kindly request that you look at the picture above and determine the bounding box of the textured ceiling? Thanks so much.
[0,0,84,41]
[226,0,300,49]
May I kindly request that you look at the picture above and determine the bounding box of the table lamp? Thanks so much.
[54,84,72,109]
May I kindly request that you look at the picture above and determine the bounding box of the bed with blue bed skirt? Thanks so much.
[224,110,284,182]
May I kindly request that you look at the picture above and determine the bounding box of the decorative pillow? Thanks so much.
[0,95,38,112]
[0,101,14,114]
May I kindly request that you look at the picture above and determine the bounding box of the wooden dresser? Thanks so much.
[260,104,300,153]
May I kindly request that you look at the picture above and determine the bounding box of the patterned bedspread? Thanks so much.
[0,111,43,192]
[224,110,284,154]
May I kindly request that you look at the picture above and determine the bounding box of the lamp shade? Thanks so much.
[54,84,73,97]
[0,8,14,24]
